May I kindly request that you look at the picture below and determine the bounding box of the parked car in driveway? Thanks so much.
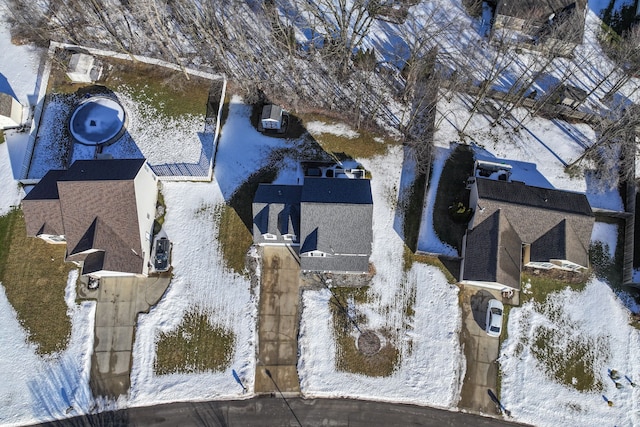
[485,299,504,338]
[154,237,170,272]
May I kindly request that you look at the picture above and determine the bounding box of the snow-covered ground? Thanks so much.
[129,179,257,405]
[501,279,640,427]
[0,271,95,427]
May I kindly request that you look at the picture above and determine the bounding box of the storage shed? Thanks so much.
[0,92,23,129]
[261,104,283,130]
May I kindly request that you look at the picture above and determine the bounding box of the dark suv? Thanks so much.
[154,237,170,271]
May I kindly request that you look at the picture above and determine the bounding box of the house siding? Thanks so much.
[133,163,158,275]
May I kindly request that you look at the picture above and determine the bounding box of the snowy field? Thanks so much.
[3,2,640,427]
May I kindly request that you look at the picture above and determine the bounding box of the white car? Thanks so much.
[485,299,504,338]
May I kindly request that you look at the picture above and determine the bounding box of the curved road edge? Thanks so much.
[35,397,532,427]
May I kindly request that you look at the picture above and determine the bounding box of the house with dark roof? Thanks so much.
[461,177,594,293]
[22,158,158,277]
[492,0,587,55]
[252,177,373,274]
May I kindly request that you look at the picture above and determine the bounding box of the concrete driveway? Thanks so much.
[255,246,301,395]
[78,274,170,398]
[458,285,504,416]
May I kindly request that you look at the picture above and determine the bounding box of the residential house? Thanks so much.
[252,177,373,274]
[461,177,594,293]
[22,158,158,278]
[492,0,587,55]
[0,91,23,129]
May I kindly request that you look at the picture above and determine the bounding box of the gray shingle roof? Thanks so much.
[252,177,373,273]
[300,253,370,274]
[60,158,145,182]
[301,177,373,204]
[23,169,65,200]
[463,210,522,290]
[253,185,302,244]
[22,159,147,275]
[477,178,592,216]
[530,219,588,267]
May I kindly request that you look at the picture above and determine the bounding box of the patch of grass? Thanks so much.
[154,311,235,375]
[329,287,399,377]
[432,145,474,251]
[405,249,458,284]
[298,112,394,159]
[0,209,74,355]
[216,203,253,275]
[531,323,606,392]
[48,51,210,119]
[402,172,427,252]
[517,273,601,392]
[520,272,586,304]
[0,131,5,144]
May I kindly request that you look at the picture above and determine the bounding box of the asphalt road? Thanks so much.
[37,397,531,427]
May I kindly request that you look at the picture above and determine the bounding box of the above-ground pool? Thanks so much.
[69,95,126,145]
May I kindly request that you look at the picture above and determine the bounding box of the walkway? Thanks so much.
[77,274,170,398]
[255,246,301,395]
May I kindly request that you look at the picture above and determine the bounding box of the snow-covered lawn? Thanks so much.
[501,279,640,427]
[4,2,640,427]
[0,271,95,427]
[298,144,464,407]
[299,264,463,407]
[129,179,257,405]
